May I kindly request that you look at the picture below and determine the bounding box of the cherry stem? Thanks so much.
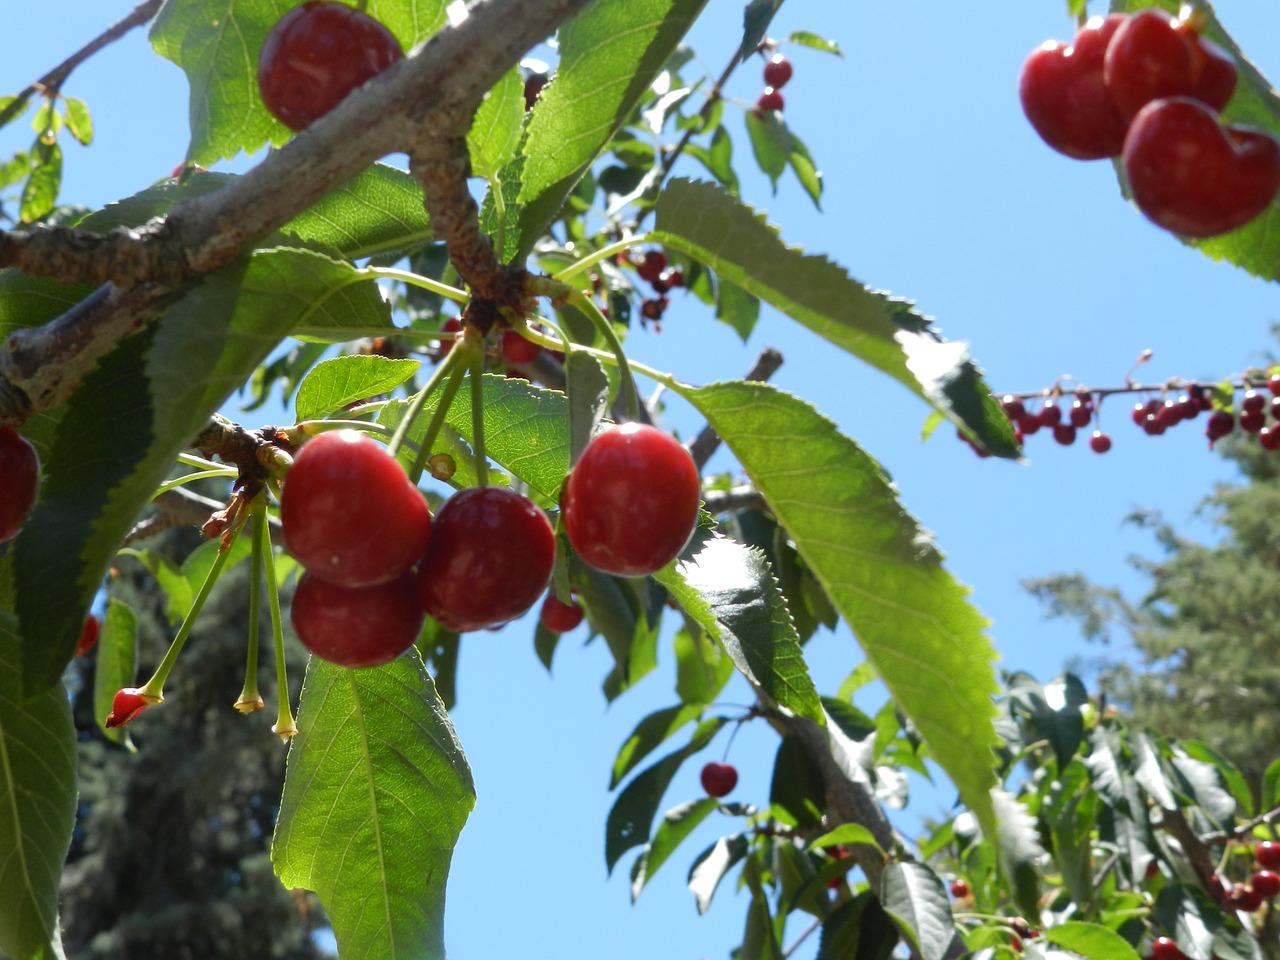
[235,503,266,713]
[153,467,238,497]
[565,288,640,422]
[137,502,249,701]
[387,335,468,460]
[364,266,468,305]
[554,237,644,285]
[468,341,490,487]
[407,361,467,486]
[254,495,296,741]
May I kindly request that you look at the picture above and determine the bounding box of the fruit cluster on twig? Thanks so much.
[1019,8,1280,237]
[754,50,793,116]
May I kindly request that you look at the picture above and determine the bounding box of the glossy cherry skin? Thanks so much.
[75,614,101,657]
[258,1,404,131]
[1104,10,1236,122]
[1123,97,1280,238]
[1251,869,1280,900]
[540,592,584,633]
[1149,938,1186,960]
[699,761,738,798]
[105,688,154,728]
[756,88,784,113]
[1019,15,1128,160]
[416,487,556,633]
[763,55,793,89]
[291,571,424,668]
[1258,841,1280,871]
[0,427,40,543]
[281,430,431,588]
[562,423,701,577]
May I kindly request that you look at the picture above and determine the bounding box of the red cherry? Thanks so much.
[949,879,970,898]
[258,1,404,131]
[1150,937,1186,960]
[1037,401,1062,427]
[1103,9,1237,122]
[636,251,668,283]
[1269,375,1280,397]
[1260,426,1280,451]
[699,761,738,798]
[662,267,685,288]
[1069,400,1093,428]
[540,592,584,634]
[1053,424,1077,446]
[1241,410,1266,434]
[1243,390,1266,414]
[292,571,424,668]
[416,487,556,633]
[1206,409,1234,442]
[1251,869,1280,900]
[281,430,431,588]
[437,316,464,360]
[1228,882,1264,913]
[1257,841,1280,871]
[523,72,548,111]
[1017,414,1041,436]
[75,614,101,657]
[502,329,542,365]
[756,88,785,114]
[104,687,154,728]
[1090,431,1112,453]
[763,55,793,89]
[0,427,40,543]
[1019,15,1128,160]
[1001,395,1027,421]
[562,423,701,577]
[1123,97,1280,238]
[1131,402,1148,426]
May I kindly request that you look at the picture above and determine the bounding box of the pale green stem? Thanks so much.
[255,497,296,740]
[154,469,237,497]
[554,236,647,284]
[469,345,490,487]
[236,501,266,711]
[566,288,640,421]
[407,362,468,486]
[387,340,468,459]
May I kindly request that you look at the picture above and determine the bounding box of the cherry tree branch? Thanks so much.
[0,0,164,132]
[687,346,783,468]
[0,0,595,426]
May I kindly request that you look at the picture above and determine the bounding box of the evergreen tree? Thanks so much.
[1027,428,1280,789]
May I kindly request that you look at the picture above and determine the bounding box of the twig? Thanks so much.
[781,917,821,959]
[702,484,766,514]
[687,346,783,468]
[0,0,597,427]
[0,0,164,131]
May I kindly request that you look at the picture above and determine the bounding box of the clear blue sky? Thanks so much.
[6,1,1280,958]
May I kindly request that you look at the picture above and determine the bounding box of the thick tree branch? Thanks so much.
[0,0,595,426]
[0,0,164,132]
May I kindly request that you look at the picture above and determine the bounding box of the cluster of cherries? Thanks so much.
[278,420,700,669]
[618,249,684,329]
[1020,9,1280,238]
[754,49,794,116]
[990,390,1114,455]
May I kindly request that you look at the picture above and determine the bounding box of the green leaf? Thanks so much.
[787,127,822,209]
[468,68,525,182]
[740,0,785,60]
[281,163,432,262]
[1043,922,1141,960]
[565,352,610,467]
[810,823,883,855]
[294,356,420,422]
[19,141,61,223]
[605,717,726,872]
[673,626,734,706]
[514,0,708,256]
[653,180,1017,457]
[0,611,76,960]
[688,833,749,914]
[255,247,393,343]
[611,704,704,789]
[95,598,138,746]
[62,97,93,146]
[745,110,788,189]
[674,380,1002,847]
[655,534,824,724]
[818,892,898,960]
[992,787,1044,920]
[150,0,448,165]
[786,31,842,56]
[1263,757,1280,809]
[629,797,719,900]
[684,125,739,193]
[770,735,825,827]
[273,653,474,960]
[879,861,956,960]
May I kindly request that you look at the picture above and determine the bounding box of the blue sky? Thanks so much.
[6,1,1280,958]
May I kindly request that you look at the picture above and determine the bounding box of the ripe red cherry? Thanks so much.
[1104,10,1237,122]
[1019,15,1128,160]
[281,430,431,588]
[258,1,404,132]
[502,329,542,365]
[763,55,793,89]
[756,88,785,114]
[105,687,154,728]
[0,426,40,543]
[949,879,970,898]
[540,592,584,634]
[1251,869,1280,900]
[1150,937,1186,960]
[292,571,424,667]
[1123,97,1280,238]
[75,614,101,657]
[416,486,556,633]
[1090,431,1112,453]
[700,761,738,798]
[636,251,668,283]
[562,423,701,577]
[1257,841,1280,871]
